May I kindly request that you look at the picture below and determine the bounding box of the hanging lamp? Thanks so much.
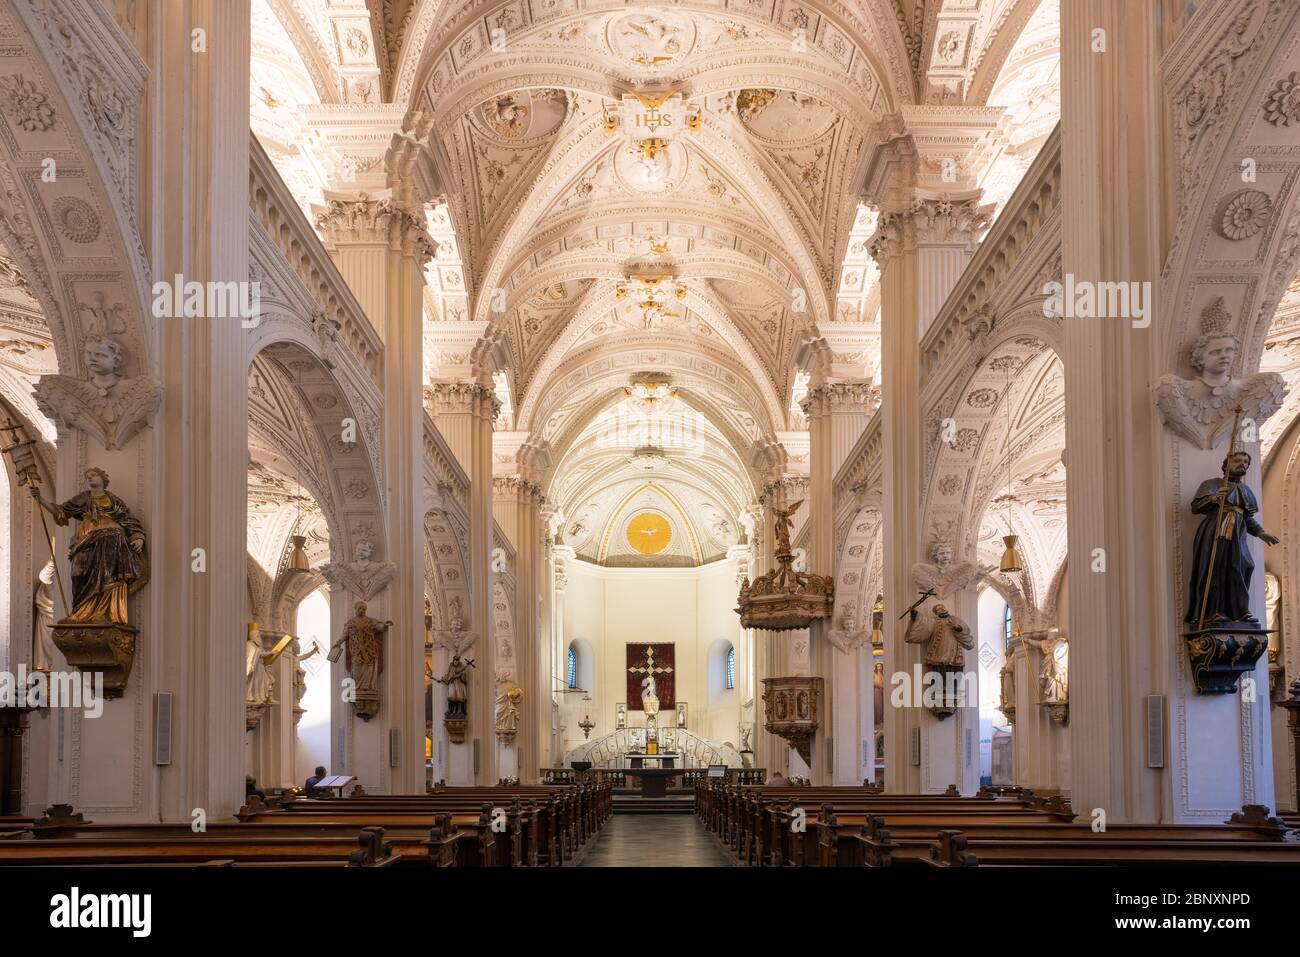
[286,472,312,573]
[999,366,1024,574]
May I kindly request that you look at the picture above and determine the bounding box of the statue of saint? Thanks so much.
[998,658,1015,723]
[495,684,523,737]
[328,601,392,720]
[29,467,147,624]
[1185,449,1277,626]
[31,559,56,672]
[873,659,885,727]
[1021,632,1068,704]
[245,622,275,708]
[435,654,474,718]
[904,603,975,674]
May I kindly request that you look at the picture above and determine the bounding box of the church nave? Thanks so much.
[0,0,1298,941]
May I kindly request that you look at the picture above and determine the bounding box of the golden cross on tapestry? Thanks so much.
[626,643,675,710]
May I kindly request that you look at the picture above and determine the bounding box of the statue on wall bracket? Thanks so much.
[903,595,975,720]
[28,468,148,698]
[431,596,477,744]
[1183,408,1276,694]
[328,601,392,720]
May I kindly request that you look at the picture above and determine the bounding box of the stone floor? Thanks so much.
[578,814,733,867]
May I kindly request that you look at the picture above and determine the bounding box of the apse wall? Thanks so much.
[559,557,747,759]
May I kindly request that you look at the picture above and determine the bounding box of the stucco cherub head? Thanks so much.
[83,335,124,382]
[354,539,375,563]
[930,541,954,568]
[1190,334,1238,384]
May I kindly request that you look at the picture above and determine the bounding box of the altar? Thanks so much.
[623,767,684,798]
[628,752,677,769]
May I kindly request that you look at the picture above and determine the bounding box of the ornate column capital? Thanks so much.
[867,195,993,265]
[423,380,501,422]
[315,194,437,264]
[759,474,809,508]
[492,475,545,507]
[799,381,881,420]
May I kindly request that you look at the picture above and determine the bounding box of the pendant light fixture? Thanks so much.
[287,471,312,573]
[999,365,1024,575]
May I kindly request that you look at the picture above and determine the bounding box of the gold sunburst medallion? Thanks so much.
[626,512,671,555]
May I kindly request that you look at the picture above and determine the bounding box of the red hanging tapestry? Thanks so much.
[626,643,675,710]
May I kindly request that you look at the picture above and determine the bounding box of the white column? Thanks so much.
[427,382,498,783]
[492,473,546,782]
[317,197,433,793]
[868,189,987,794]
[148,0,250,822]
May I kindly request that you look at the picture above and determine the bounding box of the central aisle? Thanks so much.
[579,815,733,867]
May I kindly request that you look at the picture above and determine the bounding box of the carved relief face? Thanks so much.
[1193,335,1237,378]
[931,542,954,567]
[84,336,123,377]
[354,539,374,563]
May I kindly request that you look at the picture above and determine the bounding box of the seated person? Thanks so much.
[245,775,266,800]
[305,765,327,796]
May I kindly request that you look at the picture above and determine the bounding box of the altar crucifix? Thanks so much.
[627,644,675,710]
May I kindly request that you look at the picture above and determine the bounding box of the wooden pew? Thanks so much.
[0,780,611,869]
[924,828,1300,867]
[841,811,1298,867]
[0,827,401,867]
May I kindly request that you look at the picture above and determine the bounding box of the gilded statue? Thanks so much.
[1021,632,1069,705]
[772,499,801,553]
[30,467,148,624]
[245,621,275,729]
[328,601,392,721]
[495,683,523,737]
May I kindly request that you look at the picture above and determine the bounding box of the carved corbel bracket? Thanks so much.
[1154,371,1286,450]
[319,560,396,602]
[1184,625,1269,694]
[33,373,161,450]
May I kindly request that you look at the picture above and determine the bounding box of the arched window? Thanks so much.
[567,646,577,689]
[725,646,736,690]
[1003,605,1013,647]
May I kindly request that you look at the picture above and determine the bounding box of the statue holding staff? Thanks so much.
[1185,417,1277,627]
[29,467,147,624]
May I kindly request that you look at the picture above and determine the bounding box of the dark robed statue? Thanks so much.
[1185,450,1277,626]
[30,467,147,624]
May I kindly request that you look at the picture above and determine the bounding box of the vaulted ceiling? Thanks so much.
[251,0,1063,563]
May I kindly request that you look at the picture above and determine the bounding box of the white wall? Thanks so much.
[558,558,746,759]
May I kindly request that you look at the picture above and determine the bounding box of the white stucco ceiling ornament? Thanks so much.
[622,374,678,414]
[629,445,670,470]
[606,11,696,70]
